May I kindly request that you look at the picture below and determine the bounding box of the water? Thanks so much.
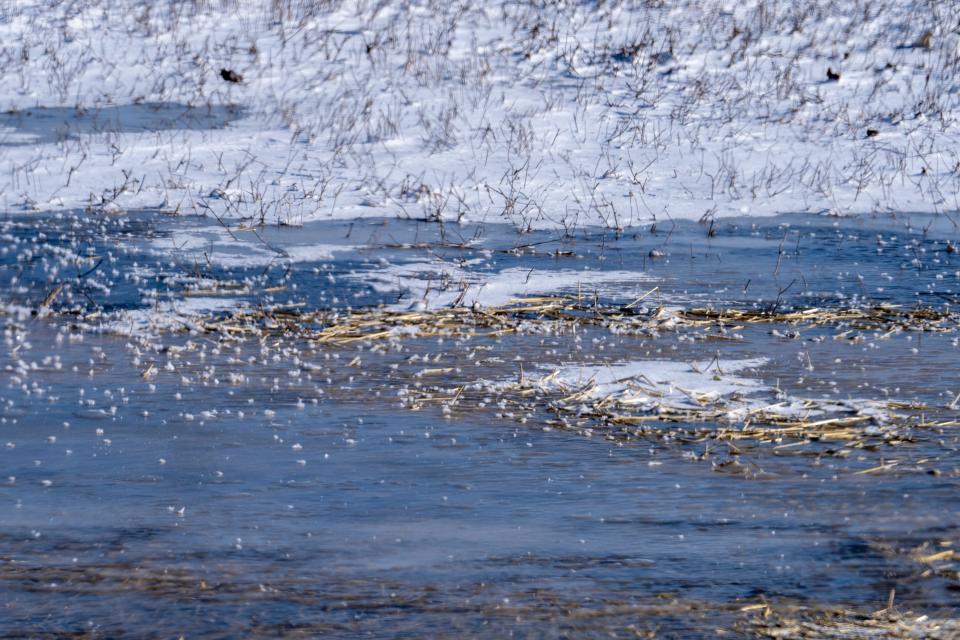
[1,209,958,637]
[0,103,245,146]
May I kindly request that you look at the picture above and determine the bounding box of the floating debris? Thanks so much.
[9,294,951,470]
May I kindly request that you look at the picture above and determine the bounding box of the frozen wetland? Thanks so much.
[2,210,959,637]
[2,0,960,636]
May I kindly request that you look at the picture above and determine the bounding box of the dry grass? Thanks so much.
[127,296,953,468]
[192,296,960,345]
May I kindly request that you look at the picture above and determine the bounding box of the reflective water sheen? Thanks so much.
[1,210,958,637]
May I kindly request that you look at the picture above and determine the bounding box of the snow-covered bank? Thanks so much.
[2,0,959,232]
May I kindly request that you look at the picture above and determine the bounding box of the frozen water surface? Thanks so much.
[4,0,960,635]
[1,209,958,637]
[0,103,245,146]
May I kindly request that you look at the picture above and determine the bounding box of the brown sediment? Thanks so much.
[1,560,957,638]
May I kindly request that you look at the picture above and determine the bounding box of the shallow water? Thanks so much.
[0,103,245,146]
[1,210,959,637]
[4,209,958,312]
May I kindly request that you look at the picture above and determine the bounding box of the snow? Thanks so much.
[363,262,658,309]
[149,226,355,267]
[532,357,770,410]
[1,0,958,235]
[98,297,243,336]
[513,357,899,423]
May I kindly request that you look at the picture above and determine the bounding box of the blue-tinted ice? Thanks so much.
[1,210,958,636]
